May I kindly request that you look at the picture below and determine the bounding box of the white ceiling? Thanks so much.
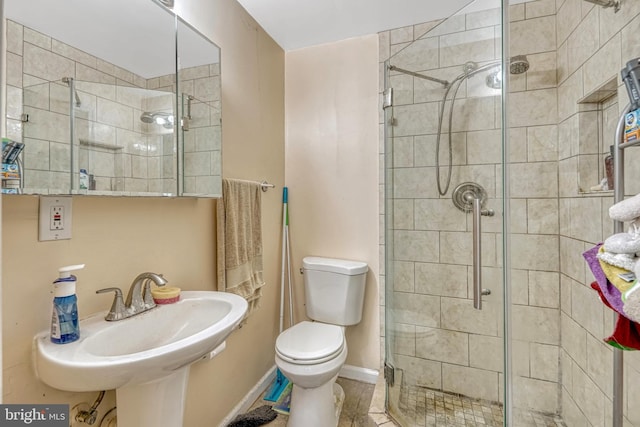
[4,0,517,77]
[235,0,477,51]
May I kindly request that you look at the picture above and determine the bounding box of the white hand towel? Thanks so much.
[604,224,640,254]
[610,193,640,222]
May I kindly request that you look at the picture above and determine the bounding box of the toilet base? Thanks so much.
[286,379,345,427]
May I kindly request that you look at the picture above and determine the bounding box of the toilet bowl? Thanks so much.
[275,321,347,427]
[273,257,368,427]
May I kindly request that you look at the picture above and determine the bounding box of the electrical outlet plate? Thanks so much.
[39,196,72,241]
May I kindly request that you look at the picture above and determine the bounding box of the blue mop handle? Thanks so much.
[283,187,289,225]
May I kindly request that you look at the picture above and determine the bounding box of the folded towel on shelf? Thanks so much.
[216,178,265,319]
[591,281,640,351]
[584,244,626,314]
[596,249,637,272]
[609,193,640,222]
[603,226,640,254]
[597,246,636,294]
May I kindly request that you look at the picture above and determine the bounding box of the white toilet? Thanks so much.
[275,256,368,427]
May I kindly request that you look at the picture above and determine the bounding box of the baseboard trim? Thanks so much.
[339,364,379,384]
[218,365,277,427]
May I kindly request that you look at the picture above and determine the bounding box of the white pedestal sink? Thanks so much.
[33,291,248,427]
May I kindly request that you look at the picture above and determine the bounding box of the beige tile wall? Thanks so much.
[177,63,222,196]
[556,0,640,425]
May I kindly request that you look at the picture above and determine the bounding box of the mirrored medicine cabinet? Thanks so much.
[3,0,222,197]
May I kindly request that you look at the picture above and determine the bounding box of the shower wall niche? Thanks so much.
[575,78,619,194]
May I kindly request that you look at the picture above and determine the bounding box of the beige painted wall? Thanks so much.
[2,0,284,425]
[284,35,380,370]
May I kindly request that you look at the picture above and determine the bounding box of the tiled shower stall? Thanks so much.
[378,0,640,425]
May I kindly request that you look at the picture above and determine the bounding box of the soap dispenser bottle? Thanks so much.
[50,264,85,344]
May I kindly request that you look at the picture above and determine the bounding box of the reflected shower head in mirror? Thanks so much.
[73,91,82,107]
[140,112,174,129]
[62,77,82,107]
[583,0,621,11]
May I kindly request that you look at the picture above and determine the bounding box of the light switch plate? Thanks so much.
[39,196,72,241]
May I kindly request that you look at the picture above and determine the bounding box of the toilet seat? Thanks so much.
[276,321,344,365]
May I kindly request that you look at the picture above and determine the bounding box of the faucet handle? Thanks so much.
[96,287,127,321]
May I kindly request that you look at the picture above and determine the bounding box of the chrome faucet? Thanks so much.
[126,272,168,313]
[97,272,168,321]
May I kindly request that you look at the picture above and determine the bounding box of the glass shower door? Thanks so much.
[382,1,564,426]
[383,3,508,421]
[20,79,72,193]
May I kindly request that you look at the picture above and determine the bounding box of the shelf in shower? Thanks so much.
[79,139,124,151]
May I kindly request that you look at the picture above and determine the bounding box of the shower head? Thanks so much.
[140,112,156,123]
[140,111,174,129]
[509,55,530,74]
[583,0,621,12]
[484,55,530,89]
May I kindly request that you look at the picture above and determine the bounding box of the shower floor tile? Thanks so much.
[391,385,566,427]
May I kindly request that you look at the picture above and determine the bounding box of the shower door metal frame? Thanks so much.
[500,1,513,426]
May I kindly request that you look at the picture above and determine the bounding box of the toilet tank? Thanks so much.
[303,257,368,326]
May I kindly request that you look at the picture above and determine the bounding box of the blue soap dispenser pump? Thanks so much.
[50,264,85,344]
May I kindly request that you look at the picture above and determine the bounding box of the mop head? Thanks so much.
[227,405,277,427]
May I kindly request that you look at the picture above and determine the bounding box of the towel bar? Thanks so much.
[260,181,275,192]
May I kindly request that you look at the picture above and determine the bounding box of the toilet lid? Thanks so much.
[276,321,344,363]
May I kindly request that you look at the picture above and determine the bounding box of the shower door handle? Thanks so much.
[472,198,492,310]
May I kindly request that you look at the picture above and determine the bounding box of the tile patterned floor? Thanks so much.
[390,385,565,427]
[239,376,565,427]
[368,376,566,427]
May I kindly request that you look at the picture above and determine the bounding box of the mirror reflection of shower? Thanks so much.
[140,111,175,129]
[62,77,82,107]
[389,55,530,195]
[583,0,621,12]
